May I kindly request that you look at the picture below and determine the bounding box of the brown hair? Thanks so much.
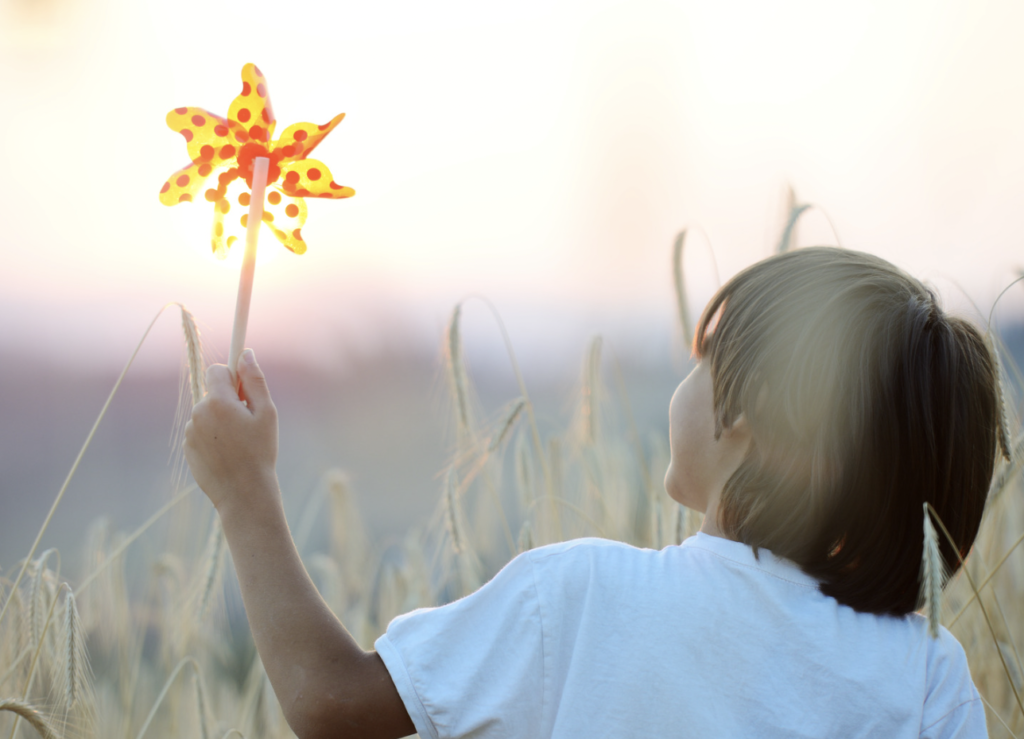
[694,247,998,615]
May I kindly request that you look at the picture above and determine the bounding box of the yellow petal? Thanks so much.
[159,161,221,206]
[263,188,308,254]
[272,113,346,164]
[228,63,276,146]
[278,159,355,200]
[165,107,243,167]
[210,178,252,259]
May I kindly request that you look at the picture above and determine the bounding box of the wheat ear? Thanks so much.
[447,305,472,439]
[179,304,206,407]
[489,399,525,454]
[0,700,57,739]
[60,591,89,709]
[672,230,692,347]
[517,520,534,554]
[443,468,464,555]
[921,504,944,638]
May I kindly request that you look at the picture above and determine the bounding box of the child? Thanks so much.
[185,246,996,738]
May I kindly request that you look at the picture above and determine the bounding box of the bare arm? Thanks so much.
[184,350,415,739]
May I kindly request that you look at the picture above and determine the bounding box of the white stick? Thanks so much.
[228,156,270,379]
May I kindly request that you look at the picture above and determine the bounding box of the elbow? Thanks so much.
[281,672,379,739]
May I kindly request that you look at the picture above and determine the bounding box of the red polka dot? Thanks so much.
[242,81,251,96]
[292,228,303,240]
[238,108,251,123]
[257,83,266,98]
[267,191,281,205]
[180,129,193,142]
[198,163,212,177]
[214,125,229,137]
[175,107,188,114]
[177,174,190,187]
[285,203,299,218]
[199,145,214,161]
[235,130,249,143]
[307,168,322,181]
[329,181,344,189]
[218,199,231,214]
[281,145,296,158]
[179,193,192,203]
[192,114,206,127]
[241,214,249,228]
[261,108,270,123]
[262,211,274,222]
[220,144,236,159]
[239,192,251,206]
[160,182,170,194]
[294,130,308,142]
[205,189,219,202]
[215,222,224,237]
[285,170,300,184]
[296,188,310,197]
[249,125,264,140]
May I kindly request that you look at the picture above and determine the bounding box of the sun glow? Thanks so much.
[687,0,873,105]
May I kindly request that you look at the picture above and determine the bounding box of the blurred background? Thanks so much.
[2,0,1024,568]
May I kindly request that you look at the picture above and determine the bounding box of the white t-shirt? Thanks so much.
[376,533,987,738]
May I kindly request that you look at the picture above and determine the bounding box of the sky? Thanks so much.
[1,0,1023,374]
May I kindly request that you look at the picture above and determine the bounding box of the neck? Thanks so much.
[699,490,730,539]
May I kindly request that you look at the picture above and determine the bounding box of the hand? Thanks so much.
[184,349,279,513]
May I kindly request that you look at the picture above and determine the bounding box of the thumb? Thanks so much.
[237,349,273,414]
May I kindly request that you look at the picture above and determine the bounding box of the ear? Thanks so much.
[721,412,751,443]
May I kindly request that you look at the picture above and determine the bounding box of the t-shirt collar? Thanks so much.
[680,531,820,587]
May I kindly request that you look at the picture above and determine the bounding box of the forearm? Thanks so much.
[218,476,403,738]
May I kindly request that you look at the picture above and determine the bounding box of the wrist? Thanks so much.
[215,471,282,530]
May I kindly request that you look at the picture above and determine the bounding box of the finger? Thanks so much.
[205,364,239,401]
[237,349,273,416]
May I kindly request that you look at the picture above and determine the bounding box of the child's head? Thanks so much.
[667,246,1000,616]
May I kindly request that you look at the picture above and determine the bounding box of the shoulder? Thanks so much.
[919,624,985,737]
[525,537,652,575]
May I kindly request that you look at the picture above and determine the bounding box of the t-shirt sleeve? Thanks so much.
[920,628,988,739]
[374,552,545,739]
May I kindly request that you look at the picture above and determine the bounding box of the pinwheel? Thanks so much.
[160,63,354,372]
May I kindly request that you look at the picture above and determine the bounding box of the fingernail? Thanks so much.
[242,349,256,366]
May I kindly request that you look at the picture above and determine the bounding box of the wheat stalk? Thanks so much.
[927,503,1024,721]
[0,305,175,631]
[197,519,225,622]
[0,700,57,739]
[986,332,1013,462]
[194,670,210,739]
[582,337,603,445]
[921,504,944,638]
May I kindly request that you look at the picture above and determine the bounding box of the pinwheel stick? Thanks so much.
[228,156,270,379]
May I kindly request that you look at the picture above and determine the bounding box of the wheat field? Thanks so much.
[2,213,1024,738]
